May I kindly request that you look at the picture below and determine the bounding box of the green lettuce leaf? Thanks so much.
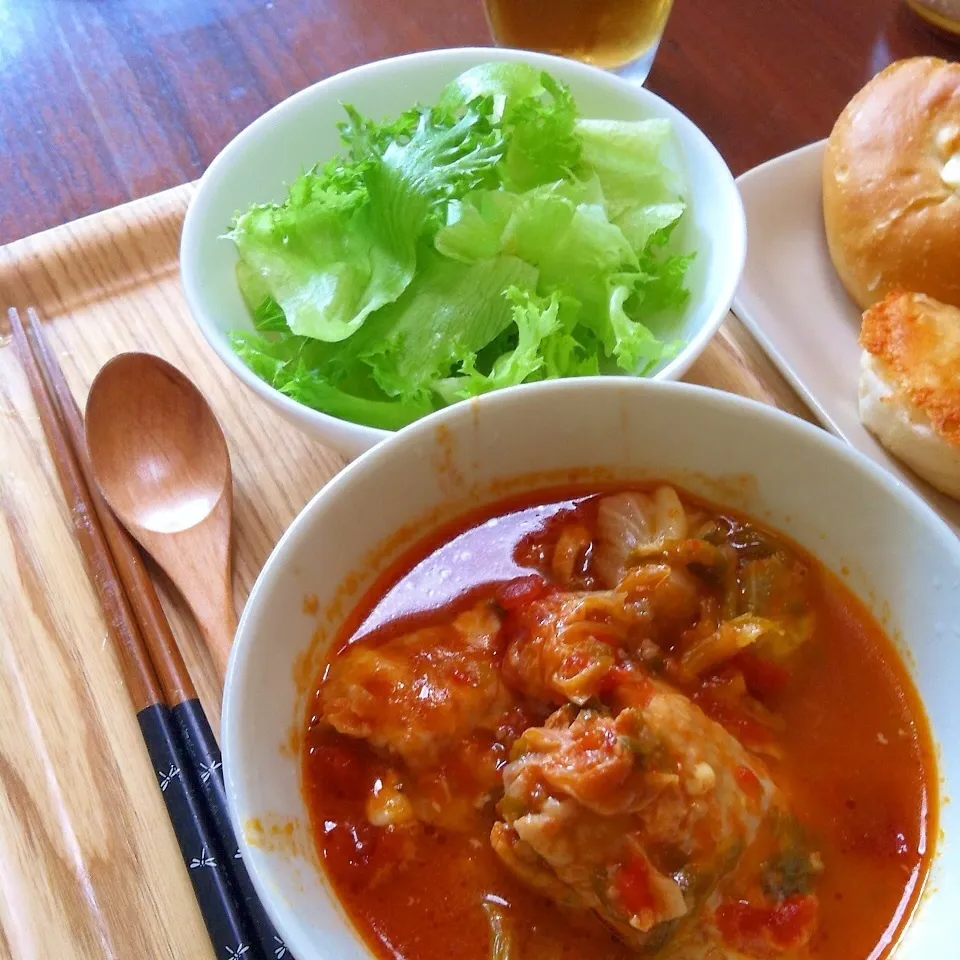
[605,283,663,371]
[615,201,685,253]
[359,251,538,398]
[435,289,604,403]
[226,159,415,343]
[501,179,637,302]
[438,61,548,117]
[227,62,696,430]
[230,330,432,430]
[438,63,581,190]
[236,260,289,332]
[434,191,520,263]
[337,102,422,163]
[227,96,505,344]
[575,118,684,217]
[500,72,581,190]
[434,287,561,401]
[375,100,505,216]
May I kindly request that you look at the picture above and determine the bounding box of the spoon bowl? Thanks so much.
[85,352,236,678]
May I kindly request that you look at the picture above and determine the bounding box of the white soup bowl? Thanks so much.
[223,377,960,960]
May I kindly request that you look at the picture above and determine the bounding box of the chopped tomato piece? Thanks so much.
[715,894,818,958]
[615,855,657,918]
[736,652,790,698]
[309,740,373,799]
[323,818,380,875]
[496,575,551,610]
[693,691,777,753]
[603,665,655,706]
[496,704,546,746]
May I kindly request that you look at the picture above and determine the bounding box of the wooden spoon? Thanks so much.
[85,353,236,678]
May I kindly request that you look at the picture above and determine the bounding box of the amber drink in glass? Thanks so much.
[483,0,674,83]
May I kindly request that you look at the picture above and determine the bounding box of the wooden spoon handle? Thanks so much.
[126,492,238,683]
[190,581,237,681]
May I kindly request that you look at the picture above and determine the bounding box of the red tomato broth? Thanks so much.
[301,485,936,960]
[758,574,934,958]
[303,727,632,959]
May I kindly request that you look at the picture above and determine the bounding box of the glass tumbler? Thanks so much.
[483,0,675,85]
[905,0,960,34]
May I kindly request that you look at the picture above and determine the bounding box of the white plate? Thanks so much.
[732,140,960,533]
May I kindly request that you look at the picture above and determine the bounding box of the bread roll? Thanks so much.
[823,57,960,310]
[858,291,960,499]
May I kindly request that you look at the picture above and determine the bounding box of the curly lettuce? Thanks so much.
[227,61,695,430]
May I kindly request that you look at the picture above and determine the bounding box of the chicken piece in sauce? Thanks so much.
[321,603,510,766]
[492,693,820,957]
[490,492,822,955]
[319,602,529,828]
[501,564,703,707]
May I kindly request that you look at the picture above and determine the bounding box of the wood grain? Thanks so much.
[0,187,343,958]
[0,183,815,957]
[1,0,956,245]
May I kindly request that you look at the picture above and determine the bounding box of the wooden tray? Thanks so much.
[0,184,813,958]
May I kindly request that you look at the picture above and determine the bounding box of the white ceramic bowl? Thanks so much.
[181,47,746,460]
[223,378,960,960]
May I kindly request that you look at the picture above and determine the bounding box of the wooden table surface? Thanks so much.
[1,0,957,247]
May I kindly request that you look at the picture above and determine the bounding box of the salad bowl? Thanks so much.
[181,47,746,459]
